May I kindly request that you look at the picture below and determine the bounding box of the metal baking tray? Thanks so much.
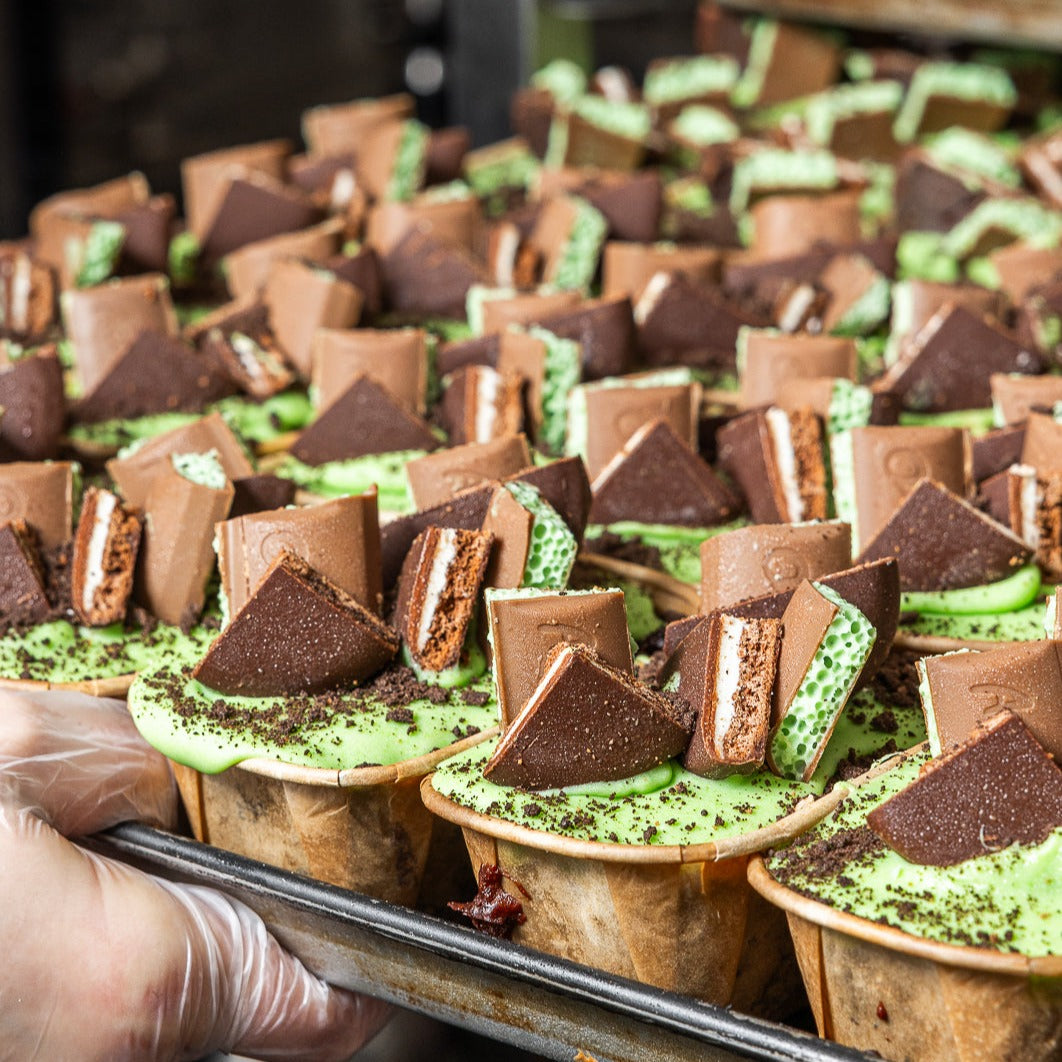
[91,823,873,1062]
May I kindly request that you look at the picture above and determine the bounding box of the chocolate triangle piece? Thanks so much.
[70,487,142,627]
[858,478,1030,592]
[383,224,490,319]
[662,612,781,778]
[868,712,1062,866]
[311,327,429,414]
[589,418,739,527]
[533,294,637,381]
[0,520,50,626]
[481,486,536,589]
[483,642,690,790]
[325,246,384,319]
[990,372,1062,427]
[74,329,235,424]
[0,348,65,461]
[113,194,175,274]
[289,374,439,466]
[895,152,984,233]
[393,526,493,672]
[229,475,296,519]
[194,551,399,696]
[406,436,532,511]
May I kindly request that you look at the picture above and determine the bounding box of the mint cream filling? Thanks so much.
[464,144,539,203]
[570,95,651,141]
[504,480,577,589]
[551,197,607,291]
[898,408,997,434]
[765,752,1062,956]
[923,127,1021,188]
[829,272,892,337]
[729,148,839,215]
[804,81,903,147]
[171,449,227,490]
[387,120,429,202]
[731,19,779,108]
[527,324,580,454]
[826,380,875,435]
[643,56,738,105]
[275,451,421,513]
[769,584,876,782]
[670,105,739,146]
[828,431,858,549]
[73,220,126,288]
[893,62,1017,142]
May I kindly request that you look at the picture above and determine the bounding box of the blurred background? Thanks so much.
[0,0,700,237]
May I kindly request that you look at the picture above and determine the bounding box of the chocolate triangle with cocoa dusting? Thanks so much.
[867,712,1062,866]
[194,550,399,696]
[290,374,439,466]
[0,347,65,461]
[484,641,691,790]
[0,520,50,626]
[589,417,739,526]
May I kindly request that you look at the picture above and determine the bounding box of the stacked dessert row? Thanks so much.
[0,3,1060,1058]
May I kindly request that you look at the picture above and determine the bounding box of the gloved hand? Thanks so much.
[0,689,390,1061]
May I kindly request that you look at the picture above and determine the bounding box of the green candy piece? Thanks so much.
[505,480,577,589]
[551,196,608,292]
[75,220,126,288]
[901,564,1042,616]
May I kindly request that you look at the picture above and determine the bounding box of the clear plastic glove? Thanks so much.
[0,689,390,1061]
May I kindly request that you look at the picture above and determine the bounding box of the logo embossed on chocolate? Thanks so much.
[534,622,598,673]
[761,546,807,585]
[968,683,1033,717]
[443,469,482,494]
[256,526,297,564]
[882,447,928,492]
[0,486,18,521]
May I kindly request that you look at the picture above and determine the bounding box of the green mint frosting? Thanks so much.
[387,120,429,202]
[894,62,1017,142]
[551,197,608,291]
[276,450,421,513]
[643,56,738,105]
[527,324,581,454]
[74,220,126,288]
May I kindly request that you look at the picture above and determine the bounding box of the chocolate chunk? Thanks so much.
[532,294,637,382]
[194,550,398,696]
[437,333,500,377]
[578,169,662,244]
[0,348,64,461]
[290,374,439,465]
[602,241,718,303]
[383,224,490,320]
[0,248,56,341]
[700,521,852,613]
[486,588,632,728]
[858,478,1030,591]
[71,487,141,627]
[312,327,428,414]
[479,290,581,336]
[0,461,74,550]
[448,863,526,939]
[217,490,382,619]
[406,436,532,511]
[301,94,413,158]
[973,425,1026,484]
[74,330,235,424]
[224,218,344,300]
[748,191,861,261]
[483,642,689,790]
[112,194,176,275]
[589,418,738,527]
[229,475,296,519]
[867,712,1062,866]
[438,365,524,446]
[481,486,536,589]
[741,332,857,408]
[0,520,50,626]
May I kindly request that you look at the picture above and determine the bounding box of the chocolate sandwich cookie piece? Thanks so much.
[867,711,1062,867]
[768,580,876,781]
[973,425,1025,485]
[439,365,524,446]
[528,195,607,292]
[531,295,636,382]
[383,224,490,319]
[0,348,64,461]
[776,377,897,435]
[366,191,482,256]
[739,331,857,409]
[662,612,781,778]
[695,2,751,62]
[199,173,322,265]
[406,436,532,511]
[1005,464,1062,578]
[71,486,142,627]
[107,413,254,510]
[194,550,398,696]
[485,587,633,728]
[476,289,581,336]
[486,219,537,289]
[877,304,1040,413]
[635,272,766,370]
[61,273,178,396]
[135,457,234,628]
[301,94,414,158]
[0,520,50,626]
[180,139,291,241]
[748,191,863,261]
[602,241,719,303]
[589,418,738,527]
[918,641,1062,762]
[732,20,840,108]
[73,330,235,424]
[990,372,1062,425]
[289,374,438,466]
[1019,411,1062,471]
[311,327,428,414]
[832,425,969,554]
[0,462,74,551]
[700,521,852,614]
[217,489,382,620]
[717,407,827,524]
[0,248,56,341]
[857,478,1030,592]
[229,475,296,519]
[484,642,689,790]
[223,217,345,300]
[262,258,363,378]
[392,526,493,673]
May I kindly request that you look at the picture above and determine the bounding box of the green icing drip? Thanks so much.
[670,105,739,145]
[128,666,499,774]
[943,198,1062,259]
[551,197,608,291]
[387,120,429,202]
[528,324,580,454]
[827,380,874,435]
[401,638,486,689]
[276,451,420,512]
[643,56,738,105]
[769,584,876,781]
[504,480,577,589]
[901,564,1042,616]
[765,753,1062,956]
[894,62,1017,142]
[0,618,215,683]
[731,19,779,108]
[923,127,1021,188]
[74,221,126,288]
[169,231,201,286]
[531,59,586,104]
[730,148,839,215]
[896,231,960,283]
[898,408,996,434]
[900,600,1047,642]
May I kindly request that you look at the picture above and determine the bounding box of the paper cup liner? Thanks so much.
[421,773,853,1015]
[171,725,496,907]
[894,631,1027,654]
[0,673,135,696]
[748,858,1062,1062]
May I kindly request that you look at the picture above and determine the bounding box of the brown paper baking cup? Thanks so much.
[748,858,1062,1062]
[420,773,853,1015]
[0,673,136,696]
[171,725,497,907]
[893,631,1028,653]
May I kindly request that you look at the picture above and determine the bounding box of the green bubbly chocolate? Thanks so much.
[128,664,499,774]
[275,450,421,513]
[551,197,608,292]
[643,56,738,106]
[387,120,429,202]
[75,220,126,288]
[505,480,577,589]
[766,751,1062,955]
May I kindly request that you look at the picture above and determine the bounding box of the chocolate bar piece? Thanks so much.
[479,290,581,336]
[383,224,490,319]
[532,295,636,381]
[740,332,857,408]
[229,475,296,519]
[973,425,1025,485]
[1006,464,1062,578]
[224,218,345,300]
[1020,411,1062,472]
[0,247,56,341]
[301,94,414,157]
[867,712,1062,866]
[602,241,719,302]
[311,327,429,414]
[0,348,64,461]
[71,486,142,627]
[990,372,1062,426]
[438,365,525,446]
[748,191,862,261]
[366,192,482,256]
[405,436,532,511]
[194,551,398,696]
[0,520,50,626]
[0,461,74,550]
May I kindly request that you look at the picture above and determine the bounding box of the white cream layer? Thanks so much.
[82,490,118,614]
[765,407,804,521]
[712,615,744,752]
[416,528,460,653]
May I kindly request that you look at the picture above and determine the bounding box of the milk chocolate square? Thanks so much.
[740,332,857,409]
[223,217,344,300]
[311,327,428,413]
[991,373,1062,426]
[602,241,719,302]
[748,192,861,261]
[30,172,149,254]
[0,462,74,550]
[481,486,535,590]
[479,290,581,336]
[406,436,532,511]
[0,349,64,461]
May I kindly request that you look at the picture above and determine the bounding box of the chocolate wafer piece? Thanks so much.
[71,486,142,627]
[438,365,524,446]
[0,247,56,341]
